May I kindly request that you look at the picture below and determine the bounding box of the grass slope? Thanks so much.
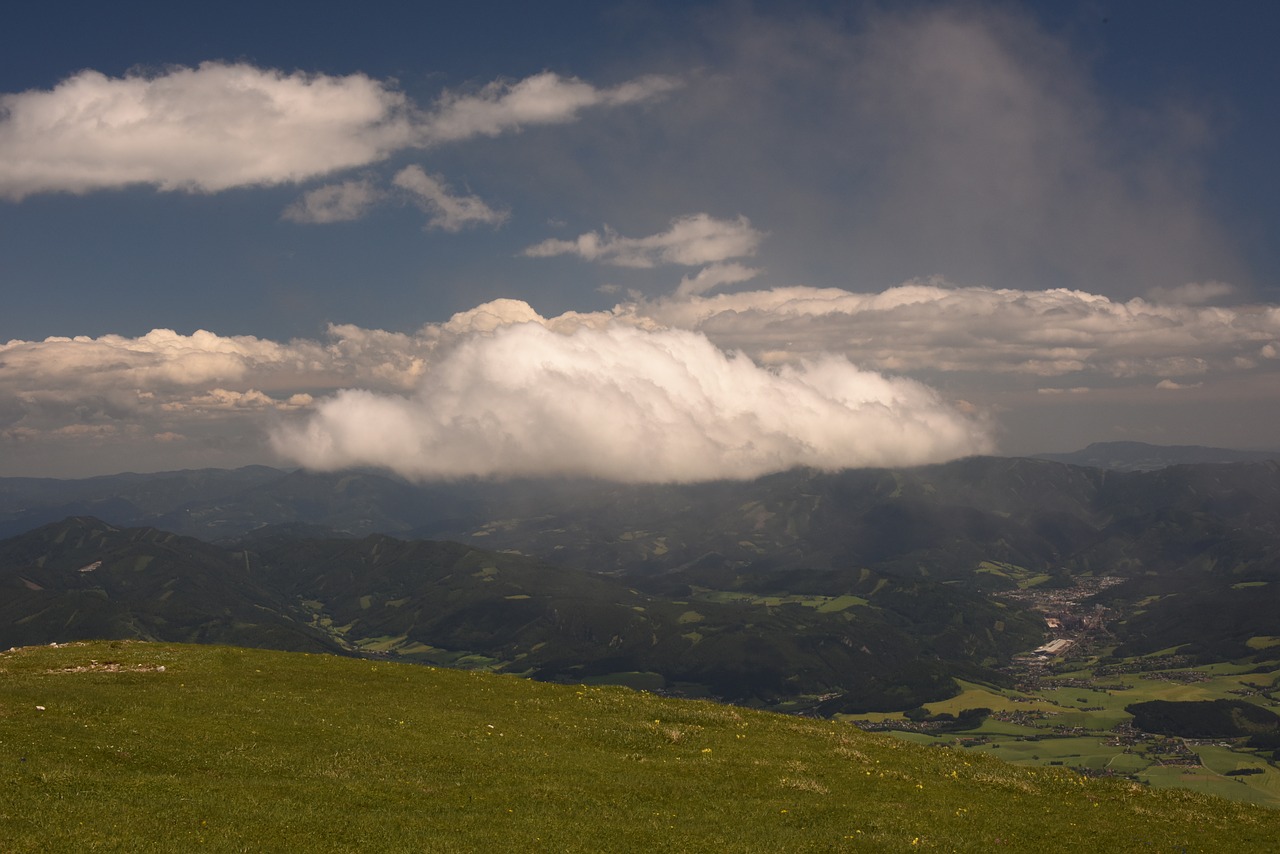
[1,642,1277,852]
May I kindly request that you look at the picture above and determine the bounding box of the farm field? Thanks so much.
[845,654,1280,808]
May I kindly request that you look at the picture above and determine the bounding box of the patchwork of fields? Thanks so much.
[849,656,1280,808]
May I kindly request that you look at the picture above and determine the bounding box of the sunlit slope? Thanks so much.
[1,642,1277,852]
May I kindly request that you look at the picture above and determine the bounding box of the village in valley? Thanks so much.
[844,575,1280,808]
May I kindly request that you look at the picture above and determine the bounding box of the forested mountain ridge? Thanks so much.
[0,516,1040,712]
[3,454,1279,708]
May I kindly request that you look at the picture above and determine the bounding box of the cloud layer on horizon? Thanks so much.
[633,282,1280,380]
[3,282,1279,478]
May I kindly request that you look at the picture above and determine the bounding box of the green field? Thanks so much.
[973,562,1051,589]
[857,659,1280,809]
[693,589,869,612]
[3,641,1278,852]
[844,680,1061,724]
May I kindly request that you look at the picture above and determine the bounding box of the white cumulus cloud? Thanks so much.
[0,64,678,200]
[9,282,1280,478]
[0,324,435,426]
[271,321,991,482]
[0,323,442,475]
[0,63,415,199]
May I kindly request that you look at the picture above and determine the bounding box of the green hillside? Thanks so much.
[2,641,1277,852]
[0,517,335,653]
[0,518,1040,713]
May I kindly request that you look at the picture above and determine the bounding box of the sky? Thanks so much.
[3,0,1280,480]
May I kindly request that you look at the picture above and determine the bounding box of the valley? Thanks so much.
[848,578,1280,808]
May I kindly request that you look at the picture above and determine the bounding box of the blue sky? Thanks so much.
[3,1,1280,478]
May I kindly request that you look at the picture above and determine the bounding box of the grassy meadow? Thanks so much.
[2,641,1279,852]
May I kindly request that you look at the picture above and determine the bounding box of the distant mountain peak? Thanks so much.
[1033,441,1280,472]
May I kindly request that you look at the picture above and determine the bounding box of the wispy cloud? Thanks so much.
[675,262,761,298]
[392,166,508,231]
[1145,281,1236,306]
[419,71,679,144]
[523,213,763,268]
[282,179,384,224]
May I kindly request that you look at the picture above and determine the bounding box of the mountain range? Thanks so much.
[0,515,1035,712]
[1033,440,1280,471]
[2,445,1278,712]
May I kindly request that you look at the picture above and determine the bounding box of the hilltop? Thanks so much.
[1,641,1277,852]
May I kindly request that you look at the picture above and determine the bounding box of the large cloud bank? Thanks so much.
[270,322,991,482]
[5,283,1280,478]
[0,64,676,199]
